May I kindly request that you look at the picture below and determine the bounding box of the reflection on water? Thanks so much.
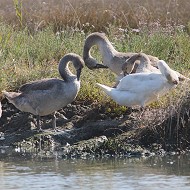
[0,148,190,190]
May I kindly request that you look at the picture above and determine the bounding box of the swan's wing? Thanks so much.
[117,73,149,90]
[19,78,62,92]
[117,73,163,92]
[136,65,160,73]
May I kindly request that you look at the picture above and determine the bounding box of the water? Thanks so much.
[0,148,190,190]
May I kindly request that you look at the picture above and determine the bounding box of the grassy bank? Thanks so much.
[0,0,189,102]
[0,1,190,153]
[0,22,190,106]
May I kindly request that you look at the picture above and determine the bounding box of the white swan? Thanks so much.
[96,60,179,108]
[122,53,190,81]
[83,32,159,76]
[2,53,85,131]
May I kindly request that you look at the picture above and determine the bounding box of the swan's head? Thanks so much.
[158,60,179,85]
[122,58,136,76]
[75,61,85,81]
[84,56,98,69]
[84,57,108,69]
[122,53,150,75]
[174,71,190,82]
[69,54,85,81]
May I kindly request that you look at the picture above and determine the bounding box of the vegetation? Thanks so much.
[0,0,190,32]
[0,23,189,105]
[0,0,190,152]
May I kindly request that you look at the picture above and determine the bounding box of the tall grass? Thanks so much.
[0,0,190,33]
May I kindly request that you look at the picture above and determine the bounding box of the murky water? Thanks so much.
[0,148,190,190]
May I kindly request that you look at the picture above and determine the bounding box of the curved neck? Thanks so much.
[139,57,151,68]
[122,53,152,74]
[158,60,179,84]
[58,55,76,82]
[83,33,118,62]
[132,53,151,71]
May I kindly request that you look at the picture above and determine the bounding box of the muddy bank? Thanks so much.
[0,94,190,158]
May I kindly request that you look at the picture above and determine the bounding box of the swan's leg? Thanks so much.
[137,103,146,120]
[139,107,145,119]
[37,115,42,131]
[52,112,56,130]
[0,102,2,118]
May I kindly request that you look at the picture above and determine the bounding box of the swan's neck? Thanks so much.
[84,35,118,64]
[58,56,76,82]
[98,38,118,62]
[138,55,151,67]
[158,60,179,84]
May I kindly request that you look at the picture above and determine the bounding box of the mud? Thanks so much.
[0,94,190,158]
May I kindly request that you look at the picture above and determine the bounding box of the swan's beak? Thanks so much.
[123,71,130,76]
[77,68,82,81]
[95,64,109,69]
[123,71,127,76]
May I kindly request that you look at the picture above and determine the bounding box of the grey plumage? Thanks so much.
[3,53,84,131]
[83,32,159,76]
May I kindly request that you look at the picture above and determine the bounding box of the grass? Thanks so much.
[0,0,190,151]
[0,0,190,107]
[0,23,189,105]
[0,0,190,32]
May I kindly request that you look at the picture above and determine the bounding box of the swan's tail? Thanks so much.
[2,90,21,103]
[96,83,113,96]
[2,90,11,100]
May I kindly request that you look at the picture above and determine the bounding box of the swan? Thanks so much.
[96,60,179,108]
[83,32,159,76]
[122,53,190,81]
[2,53,85,131]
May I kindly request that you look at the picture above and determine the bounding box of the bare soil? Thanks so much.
[0,94,190,158]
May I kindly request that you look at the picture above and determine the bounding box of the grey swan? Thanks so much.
[2,53,85,131]
[122,53,190,81]
[83,32,159,77]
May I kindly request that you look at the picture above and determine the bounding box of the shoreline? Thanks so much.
[0,92,189,158]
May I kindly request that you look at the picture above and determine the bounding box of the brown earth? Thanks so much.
[0,93,190,158]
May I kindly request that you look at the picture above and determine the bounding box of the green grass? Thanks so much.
[0,22,189,110]
[0,1,190,109]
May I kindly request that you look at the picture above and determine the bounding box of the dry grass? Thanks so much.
[0,0,190,33]
[137,86,190,151]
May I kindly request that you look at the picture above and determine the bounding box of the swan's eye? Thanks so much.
[173,80,179,85]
